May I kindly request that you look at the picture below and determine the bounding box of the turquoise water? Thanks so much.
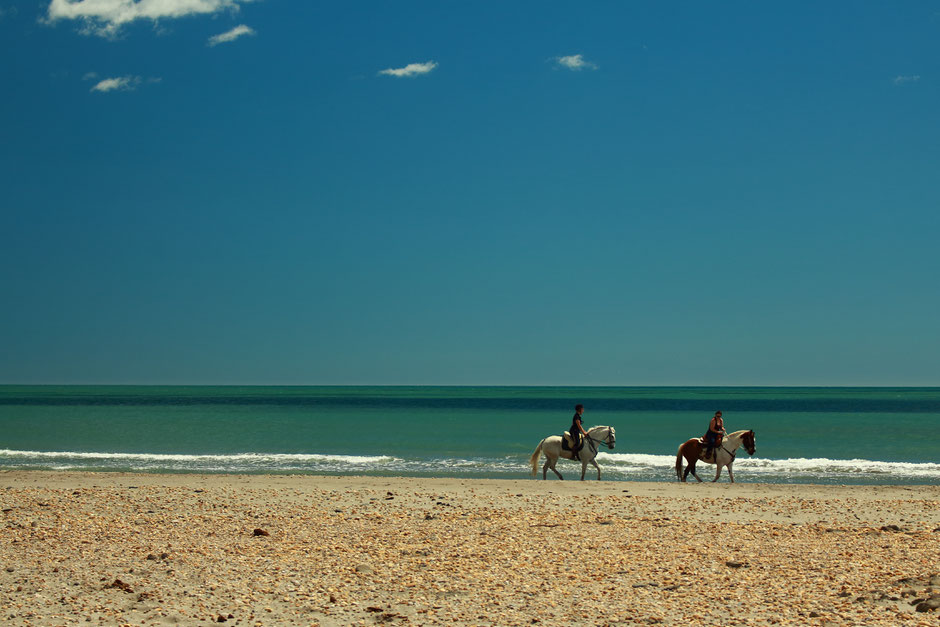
[1,386,938,484]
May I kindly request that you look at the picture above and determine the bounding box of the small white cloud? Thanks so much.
[893,75,921,86]
[90,75,140,92]
[46,0,251,38]
[82,71,98,81]
[379,61,438,78]
[554,54,598,71]
[208,23,254,46]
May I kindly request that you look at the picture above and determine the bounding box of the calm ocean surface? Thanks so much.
[1,386,938,485]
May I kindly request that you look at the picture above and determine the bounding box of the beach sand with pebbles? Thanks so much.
[1,472,939,626]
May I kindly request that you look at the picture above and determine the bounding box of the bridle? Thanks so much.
[586,428,616,454]
[717,432,755,461]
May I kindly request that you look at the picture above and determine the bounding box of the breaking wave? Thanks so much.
[1,449,938,483]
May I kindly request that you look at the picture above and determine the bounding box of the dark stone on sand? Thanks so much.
[915,597,940,612]
[105,579,133,593]
[725,560,746,568]
[809,611,822,618]
[252,528,269,537]
[146,554,157,561]
[880,524,902,532]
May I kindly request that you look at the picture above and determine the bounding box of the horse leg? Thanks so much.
[589,457,601,480]
[688,459,703,482]
[712,464,723,482]
[544,456,563,480]
[580,459,588,481]
[727,464,735,483]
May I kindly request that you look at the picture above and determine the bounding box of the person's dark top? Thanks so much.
[570,412,583,447]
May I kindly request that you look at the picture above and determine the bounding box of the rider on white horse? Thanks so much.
[569,404,588,460]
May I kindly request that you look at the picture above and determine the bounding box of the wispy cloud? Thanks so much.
[46,0,251,38]
[893,75,921,86]
[208,23,254,46]
[554,54,598,71]
[90,75,140,92]
[379,61,438,78]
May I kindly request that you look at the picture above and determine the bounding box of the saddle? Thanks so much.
[698,434,722,462]
[562,431,582,456]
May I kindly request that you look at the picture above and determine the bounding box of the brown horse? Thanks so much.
[675,429,756,483]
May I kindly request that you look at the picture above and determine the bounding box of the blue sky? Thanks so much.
[1,1,938,385]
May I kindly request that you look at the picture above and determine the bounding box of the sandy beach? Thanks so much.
[1,472,938,626]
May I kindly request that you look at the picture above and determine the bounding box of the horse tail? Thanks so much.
[675,444,685,481]
[529,439,545,477]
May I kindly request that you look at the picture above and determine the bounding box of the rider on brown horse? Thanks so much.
[703,411,725,460]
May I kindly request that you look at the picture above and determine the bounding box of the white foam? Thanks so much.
[0,449,395,466]
[597,452,940,479]
[1,449,938,481]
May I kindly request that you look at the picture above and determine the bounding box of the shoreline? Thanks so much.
[2,472,939,625]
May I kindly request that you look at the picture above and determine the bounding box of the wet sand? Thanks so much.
[1,472,939,626]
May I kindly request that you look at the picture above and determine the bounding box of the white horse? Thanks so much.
[675,429,756,483]
[529,425,616,480]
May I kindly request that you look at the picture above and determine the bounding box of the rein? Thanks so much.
[585,430,614,455]
[720,444,737,462]
[707,432,753,462]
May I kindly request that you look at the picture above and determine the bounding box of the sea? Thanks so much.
[1,386,938,485]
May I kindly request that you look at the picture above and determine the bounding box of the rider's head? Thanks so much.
[575,404,584,414]
[715,411,722,418]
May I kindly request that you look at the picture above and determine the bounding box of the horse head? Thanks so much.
[606,426,616,449]
[742,430,756,456]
